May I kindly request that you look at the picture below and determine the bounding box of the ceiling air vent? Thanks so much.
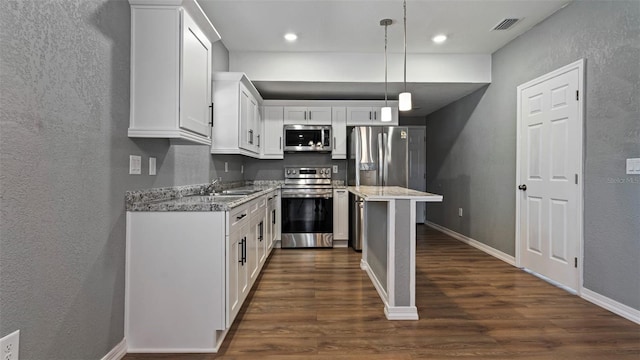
[492,18,520,31]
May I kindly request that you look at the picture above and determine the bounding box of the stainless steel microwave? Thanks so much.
[283,125,332,152]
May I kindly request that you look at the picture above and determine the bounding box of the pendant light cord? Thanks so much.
[403,0,407,92]
[384,22,388,106]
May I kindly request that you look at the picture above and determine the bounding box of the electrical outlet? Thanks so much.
[458,208,463,217]
[129,155,141,175]
[241,165,244,174]
[332,165,338,174]
[1,330,20,360]
[224,162,228,173]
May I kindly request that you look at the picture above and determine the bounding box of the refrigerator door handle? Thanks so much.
[355,129,361,186]
[382,132,389,186]
[377,132,384,186]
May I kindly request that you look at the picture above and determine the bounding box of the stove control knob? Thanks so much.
[319,169,325,175]
[286,169,291,175]
[292,170,297,174]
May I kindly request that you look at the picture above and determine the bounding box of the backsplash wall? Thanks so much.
[243,153,347,181]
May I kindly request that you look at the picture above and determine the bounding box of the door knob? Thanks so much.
[518,184,527,191]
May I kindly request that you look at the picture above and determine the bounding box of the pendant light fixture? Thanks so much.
[399,0,412,111]
[380,18,393,122]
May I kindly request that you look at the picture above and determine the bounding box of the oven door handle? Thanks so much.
[281,193,333,199]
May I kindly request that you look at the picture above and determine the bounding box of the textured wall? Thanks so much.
[243,153,346,182]
[426,1,639,309]
[0,1,215,359]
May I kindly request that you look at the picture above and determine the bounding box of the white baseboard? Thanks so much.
[425,221,516,266]
[101,339,127,360]
[581,288,640,325]
[361,259,388,304]
[385,306,419,320]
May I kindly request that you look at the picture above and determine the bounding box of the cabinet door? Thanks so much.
[347,107,374,125]
[262,106,284,158]
[180,11,212,137]
[333,189,349,240]
[308,107,332,125]
[332,107,347,159]
[239,86,252,151]
[284,107,308,124]
[227,231,242,326]
[253,99,262,153]
[248,217,259,283]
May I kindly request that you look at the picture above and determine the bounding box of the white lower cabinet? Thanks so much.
[333,188,349,240]
[125,193,274,353]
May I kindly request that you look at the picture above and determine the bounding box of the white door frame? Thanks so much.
[515,59,585,294]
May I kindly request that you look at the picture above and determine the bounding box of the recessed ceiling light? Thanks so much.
[284,33,298,42]
[432,34,447,44]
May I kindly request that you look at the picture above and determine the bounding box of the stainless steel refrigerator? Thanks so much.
[347,126,409,250]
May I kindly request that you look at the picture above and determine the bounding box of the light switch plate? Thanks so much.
[129,155,141,175]
[149,157,156,175]
[333,165,338,173]
[627,158,640,175]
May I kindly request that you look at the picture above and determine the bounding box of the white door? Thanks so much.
[517,60,583,292]
[408,127,427,223]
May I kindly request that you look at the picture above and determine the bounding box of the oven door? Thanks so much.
[281,195,333,248]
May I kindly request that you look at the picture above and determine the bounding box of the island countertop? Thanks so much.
[347,186,443,202]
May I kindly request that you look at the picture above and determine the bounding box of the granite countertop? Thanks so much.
[126,182,281,212]
[347,186,443,202]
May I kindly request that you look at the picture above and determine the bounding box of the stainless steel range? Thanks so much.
[281,166,333,248]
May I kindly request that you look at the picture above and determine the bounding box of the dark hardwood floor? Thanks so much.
[125,225,640,359]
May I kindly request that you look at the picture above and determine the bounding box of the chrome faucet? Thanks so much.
[203,177,222,195]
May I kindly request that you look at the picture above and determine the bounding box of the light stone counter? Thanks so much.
[347,185,443,320]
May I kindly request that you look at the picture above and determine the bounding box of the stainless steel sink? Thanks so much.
[221,189,260,195]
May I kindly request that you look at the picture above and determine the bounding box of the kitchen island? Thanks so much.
[347,186,444,320]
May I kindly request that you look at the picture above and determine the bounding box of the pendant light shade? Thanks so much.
[400,0,412,111]
[380,18,393,122]
[399,92,412,111]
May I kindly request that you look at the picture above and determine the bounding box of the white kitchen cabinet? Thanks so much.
[332,107,347,159]
[211,72,263,158]
[284,106,332,125]
[128,0,220,145]
[126,211,227,352]
[228,204,250,326]
[249,196,267,281]
[347,106,399,125]
[262,106,284,159]
[333,188,349,240]
[267,190,281,249]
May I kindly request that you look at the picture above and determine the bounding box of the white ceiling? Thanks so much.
[200,0,571,116]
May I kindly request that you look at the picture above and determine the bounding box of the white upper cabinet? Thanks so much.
[262,106,284,159]
[211,73,263,158]
[128,0,221,145]
[347,106,398,125]
[284,106,332,125]
[332,107,347,159]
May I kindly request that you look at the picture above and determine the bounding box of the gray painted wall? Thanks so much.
[0,0,228,359]
[425,1,640,309]
[244,153,346,181]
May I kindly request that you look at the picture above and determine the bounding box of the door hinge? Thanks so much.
[575,174,578,184]
[574,257,578,268]
[576,90,579,101]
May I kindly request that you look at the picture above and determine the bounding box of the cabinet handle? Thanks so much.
[249,129,253,144]
[257,134,260,147]
[209,103,214,126]
[309,111,312,120]
[236,213,246,220]
[333,137,336,149]
[374,111,377,120]
[337,190,346,193]
[268,197,273,200]
[279,136,282,150]
[239,237,244,264]
[259,221,263,241]
[272,209,276,224]
[369,111,372,120]
[242,237,247,264]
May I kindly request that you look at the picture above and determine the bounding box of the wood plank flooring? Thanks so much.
[124,225,640,359]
